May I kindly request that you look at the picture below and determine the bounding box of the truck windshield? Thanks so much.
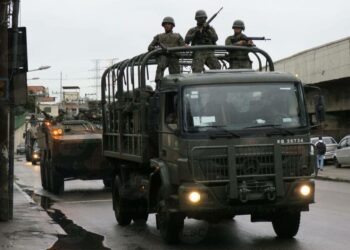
[183,83,307,132]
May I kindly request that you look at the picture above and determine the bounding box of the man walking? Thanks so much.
[185,10,221,73]
[315,136,326,171]
[148,16,185,86]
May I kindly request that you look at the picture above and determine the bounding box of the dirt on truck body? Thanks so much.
[101,45,322,244]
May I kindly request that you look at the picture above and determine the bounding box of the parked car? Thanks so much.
[16,143,26,154]
[334,135,350,168]
[311,136,338,163]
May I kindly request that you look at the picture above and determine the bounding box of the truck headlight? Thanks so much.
[300,185,311,196]
[188,191,201,203]
[51,128,63,136]
[33,153,39,159]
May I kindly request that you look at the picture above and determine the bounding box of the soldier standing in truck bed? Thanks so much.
[148,16,185,87]
[185,10,221,73]
[225,19,254,69]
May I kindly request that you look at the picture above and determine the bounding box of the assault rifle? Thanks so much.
[206,7,223,26]
[243,36,271,41]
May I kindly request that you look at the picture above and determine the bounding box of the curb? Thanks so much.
[315,176,350,183]
[14,182,67,236]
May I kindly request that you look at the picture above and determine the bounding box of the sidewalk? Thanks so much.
[316,164,350,182]
[0,183,64,250]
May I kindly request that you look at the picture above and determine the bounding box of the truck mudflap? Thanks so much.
[177,179,315,214]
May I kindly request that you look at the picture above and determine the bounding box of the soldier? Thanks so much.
[148,16,185,86]
[55,109,66,123]
[185,10,221,73]
[225,20,254,69]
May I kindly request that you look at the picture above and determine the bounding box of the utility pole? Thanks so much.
[8,0,20,220]
[92,59,100,100]
[0,0,10,221]
[90,58,118,100]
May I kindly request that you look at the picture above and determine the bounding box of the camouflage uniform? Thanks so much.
[225,34,252,69]
[148,31,185,82]
[185,26,221,73]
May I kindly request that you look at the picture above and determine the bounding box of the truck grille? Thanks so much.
[191,144,313,182]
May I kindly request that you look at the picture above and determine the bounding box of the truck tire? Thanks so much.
[272,211,300,238]
[48,160,64,195]
[157,199,184,244]
[40,151,48,190]
[31,160,37,165]
[113,176,132,226]
[132,199,149,223]
[25,150,31,162]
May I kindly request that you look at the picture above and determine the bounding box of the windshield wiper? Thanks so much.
[201,125,240,139]
[244,124,295,136]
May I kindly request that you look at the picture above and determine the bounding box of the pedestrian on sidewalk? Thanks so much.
[316,136,326,171]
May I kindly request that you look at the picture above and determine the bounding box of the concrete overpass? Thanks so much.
[274,37,350,140]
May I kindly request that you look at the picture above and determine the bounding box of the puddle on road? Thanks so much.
[24,189,111,250]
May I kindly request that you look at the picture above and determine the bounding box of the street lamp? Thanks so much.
[28,65,51,72]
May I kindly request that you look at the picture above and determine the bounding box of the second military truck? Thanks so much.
[101,45,317,243]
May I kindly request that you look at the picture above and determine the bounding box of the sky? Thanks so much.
[21,0,350,100]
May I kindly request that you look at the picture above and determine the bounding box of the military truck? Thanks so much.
[101,45,320,243]
[37,117,113,194]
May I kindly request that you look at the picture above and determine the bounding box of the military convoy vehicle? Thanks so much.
[37,117,113,194]
[101,45,321,243]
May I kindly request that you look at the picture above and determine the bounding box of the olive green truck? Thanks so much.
[101,46,320,243]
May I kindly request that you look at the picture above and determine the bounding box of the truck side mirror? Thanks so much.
[314,94,325,123]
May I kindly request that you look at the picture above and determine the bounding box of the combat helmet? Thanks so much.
[195,10,207,19]
[162,16,175,26]
[232,19,245,30]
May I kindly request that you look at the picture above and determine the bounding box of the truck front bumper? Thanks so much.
[177,179,315,216]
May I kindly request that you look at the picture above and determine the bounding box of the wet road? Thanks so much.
[15,156,350,250]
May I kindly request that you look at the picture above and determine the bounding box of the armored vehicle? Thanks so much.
[101,45,319,243]
[37,118,113,194]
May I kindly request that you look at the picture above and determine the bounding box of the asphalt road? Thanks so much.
[14,156,350,250]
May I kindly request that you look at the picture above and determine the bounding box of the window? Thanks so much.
[165,92,178,130]
[183,83,307,132]
[43,107,51,113]
[340,139,348,148]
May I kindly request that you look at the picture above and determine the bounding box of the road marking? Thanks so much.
[61,199,112,204]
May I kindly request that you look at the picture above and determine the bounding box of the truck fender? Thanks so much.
[149,159,172,211]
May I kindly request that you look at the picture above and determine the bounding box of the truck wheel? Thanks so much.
[113,176,132,226]
[31,160,37,165]
[272,211,300,238]
[25,150,31,161]
[157,200,184,244]
[40,151,48,190]
[132,199,148,223]
[45,154,51,191]
[49,160,64,195]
